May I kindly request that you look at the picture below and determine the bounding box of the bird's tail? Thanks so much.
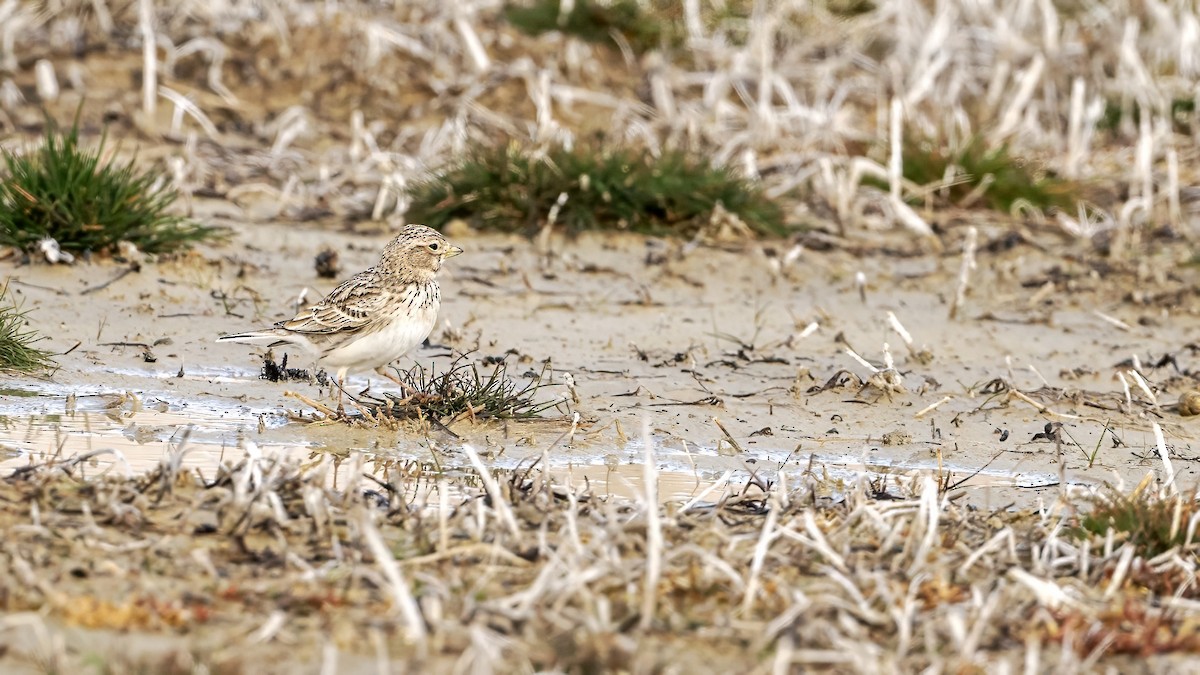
[216,331,283,345]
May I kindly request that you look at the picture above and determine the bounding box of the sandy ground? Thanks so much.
[3,216,1198,509]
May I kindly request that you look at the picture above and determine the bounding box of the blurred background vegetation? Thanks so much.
[0,0,1191,250]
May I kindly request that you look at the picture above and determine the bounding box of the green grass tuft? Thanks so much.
[827,0,877,16]
[0,282,56,374]
[867,136,1079,214]
[358,357,564,424]
[407,142,787,237]
[503,0,679,54]
[0,116,217,255]
[1099,97,1196,136]
[1070,484,1199,558]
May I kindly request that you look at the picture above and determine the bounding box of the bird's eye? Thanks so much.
[428,242,440,252]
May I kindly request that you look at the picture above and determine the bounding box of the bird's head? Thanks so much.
[380,224,463,281]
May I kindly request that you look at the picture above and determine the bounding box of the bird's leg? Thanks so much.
[335,369,348,418]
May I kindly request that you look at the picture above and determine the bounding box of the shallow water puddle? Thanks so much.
[0,390,305,475]
[0,368,1076,505]
[525,456,1070,507]
[0,394,1070,506]
[0,414,293,474]
[382,436,1073,506]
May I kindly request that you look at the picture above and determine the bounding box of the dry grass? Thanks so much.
[0,1,1195,243]
[0,450,1196,671]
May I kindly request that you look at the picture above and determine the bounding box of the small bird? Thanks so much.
[218,224,463,412]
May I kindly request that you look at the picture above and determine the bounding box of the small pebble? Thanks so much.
[1179,391,1200,417]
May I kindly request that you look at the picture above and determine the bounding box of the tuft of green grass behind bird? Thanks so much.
[864,135,1081,215]
[0,115,217,256]
[407,142,787,238]
[503,0,680,54]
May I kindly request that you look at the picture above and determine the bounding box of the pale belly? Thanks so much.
[319,304,438,372]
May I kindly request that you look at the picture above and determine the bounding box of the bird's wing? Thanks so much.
[277,270,389,336]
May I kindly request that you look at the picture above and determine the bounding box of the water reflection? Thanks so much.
[0,391,1066,506]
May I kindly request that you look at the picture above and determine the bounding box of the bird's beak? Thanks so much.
[444,245,464,258]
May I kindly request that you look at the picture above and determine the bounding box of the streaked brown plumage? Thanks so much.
[218,224,463,408]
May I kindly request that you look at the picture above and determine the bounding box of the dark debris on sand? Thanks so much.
[260,351,310,382]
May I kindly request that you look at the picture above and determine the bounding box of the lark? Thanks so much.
[218,224,463,411]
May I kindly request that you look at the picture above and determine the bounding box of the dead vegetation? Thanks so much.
[0,1,1196,245]
[0,449,1196,672]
